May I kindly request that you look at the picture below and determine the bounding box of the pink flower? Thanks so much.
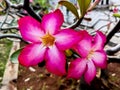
[67,31,107,84]
[18,9,83,76]
[30,0,33,3]
[113,7,118,13]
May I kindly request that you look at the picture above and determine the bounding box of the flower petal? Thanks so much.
[74,30,93,58]
[91,50,107,69]
[93,31,106,50]
[18,16,44,42]
[84,60,96,84]
[67,58,87,79]
[55,29,83,50]
[18,43,46,67]
[41,9,64,34]
[45,45,66,76]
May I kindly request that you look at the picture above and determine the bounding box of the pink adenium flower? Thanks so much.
[18,9,83,76]
[113,7,118,13]
[30,0,33,3]
[67,31,107,84]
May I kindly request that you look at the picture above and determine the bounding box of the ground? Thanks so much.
[0,39,12,83]
[0,39,120,90]
[10,62,120,90]
[13,40,120,90]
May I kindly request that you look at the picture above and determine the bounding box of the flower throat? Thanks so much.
[41,33,55,46]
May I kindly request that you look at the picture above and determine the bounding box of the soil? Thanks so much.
[10,62,120,90]
[10,41,120,90]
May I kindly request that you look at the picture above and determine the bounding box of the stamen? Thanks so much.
[87,50,94,60]
[41,33,55,46]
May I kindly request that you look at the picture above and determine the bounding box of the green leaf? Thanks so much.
[113,13,120,18]
[77,0,91,16]
[10,48,23,64]
[59,1,79,19]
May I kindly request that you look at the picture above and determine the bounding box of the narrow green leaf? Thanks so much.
[59,1,79,19]
[77,0,83,16]
[77,0,91,16]
[10,48,23,64]
[84,0,91,11]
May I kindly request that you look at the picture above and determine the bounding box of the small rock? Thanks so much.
[29,67,36,72]
[111,73,116,77]
[24,78,30,82]
[27,89,31,90]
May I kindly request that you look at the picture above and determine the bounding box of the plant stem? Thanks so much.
[23,0,42,22]
[105,20,120,45]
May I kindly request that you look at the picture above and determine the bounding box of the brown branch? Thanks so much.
[1,26,18,31]
[5,0,23,11]
[23,0,42,22]
[108,57,120,63]
[0,34,28,44]
[66,17,84,29]
[106,44,120,55]
[5,0,42,22]
[105,20,120,45]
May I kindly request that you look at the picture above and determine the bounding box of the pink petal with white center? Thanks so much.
[75,31,93,58]
[45,45,66,76]
[41,9,64,34]
[93,31,106,50]
[18,16,44,43]
[91,50,107,69]
[55,29,83,50]
[67,58,87,79]
[84,60,96,84]
[18,43,46,67]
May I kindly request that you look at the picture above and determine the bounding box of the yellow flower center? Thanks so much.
[41,33,55,46]
[87,50,94,60]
